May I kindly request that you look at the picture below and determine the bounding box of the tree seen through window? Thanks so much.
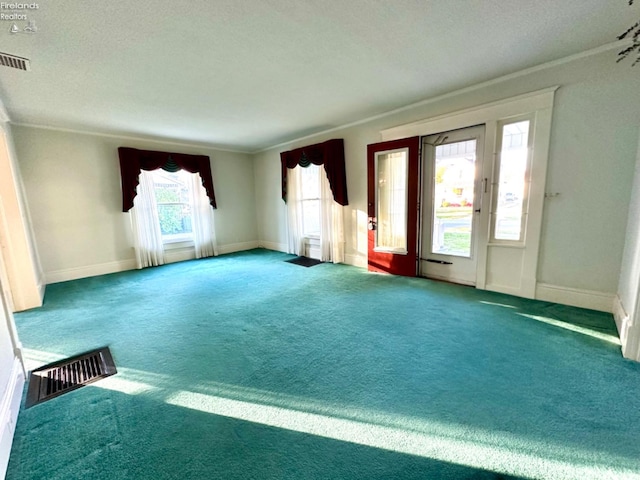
[151,169,194,240]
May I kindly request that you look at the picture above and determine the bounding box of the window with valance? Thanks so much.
[118,147,218,268]
[280,139,347,264]
[280,138,348,206]
[118,147,217,212]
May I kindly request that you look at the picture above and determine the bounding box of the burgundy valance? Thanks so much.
[280,138,348,206]
[118,147,217,212]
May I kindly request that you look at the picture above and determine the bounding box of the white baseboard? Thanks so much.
[258,241,288,253]
[44,242,261,284]
[486,284,526,298]
[45,259,138,284]
[0,357,25,479]
[535,283,615,313]
[218,241,260,255]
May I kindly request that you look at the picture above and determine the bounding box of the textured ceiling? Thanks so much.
[0,0,633,151]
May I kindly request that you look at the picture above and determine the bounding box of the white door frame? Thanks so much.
[381,87,557,298]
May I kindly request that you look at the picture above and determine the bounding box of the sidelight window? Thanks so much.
[492,118,532,242]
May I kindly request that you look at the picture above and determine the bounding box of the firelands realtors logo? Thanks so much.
[1,2,39,34]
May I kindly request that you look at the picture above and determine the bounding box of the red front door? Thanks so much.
[367,137,420,276]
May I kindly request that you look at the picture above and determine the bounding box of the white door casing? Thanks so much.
[381,87,557,298]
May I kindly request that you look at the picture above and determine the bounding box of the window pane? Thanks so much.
[432,139,476,257]
[302,199,320,236]
[156,204,193,235]
[300,165,321,236]
[495,120,529,241]
[300,164,321,200]
[152,169,194,238]
[376,150,408,252]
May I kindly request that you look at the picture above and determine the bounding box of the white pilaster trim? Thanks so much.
[613,295,629,339]
[344,253,367,268]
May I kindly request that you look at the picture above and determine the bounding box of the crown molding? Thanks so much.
[256,39,631,154]
[4,39,632,155]
[10,122,252,155]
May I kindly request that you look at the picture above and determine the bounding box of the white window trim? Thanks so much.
[381,87,557,142]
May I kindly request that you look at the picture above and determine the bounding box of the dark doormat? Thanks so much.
[286,256,323,267]
[25,346,117,408]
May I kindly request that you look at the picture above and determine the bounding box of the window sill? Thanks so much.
[487,242,525,249]
[163,239,194,250]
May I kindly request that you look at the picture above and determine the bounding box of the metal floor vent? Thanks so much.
[26,346,117,408]
[0,52,30,71]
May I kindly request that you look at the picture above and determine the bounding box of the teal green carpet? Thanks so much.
[6,249,640,479]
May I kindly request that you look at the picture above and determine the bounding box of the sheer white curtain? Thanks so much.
[286,166,304,256]
[190,172,218,258]
[130,170,165,269]
[320,169,345,263]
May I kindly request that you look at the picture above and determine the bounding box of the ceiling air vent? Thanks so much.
[0,51,30,71]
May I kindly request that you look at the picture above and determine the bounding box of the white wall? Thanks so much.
[12,126,259,283]
[254,48,640,309]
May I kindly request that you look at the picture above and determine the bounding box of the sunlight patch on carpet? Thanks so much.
[516,313,621,345]
[64,362,638,479]
[479,301,518,309]
[23,348,67,372]
[165,389,638,480]
[23,352,633,479]
[90,375,160,396]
